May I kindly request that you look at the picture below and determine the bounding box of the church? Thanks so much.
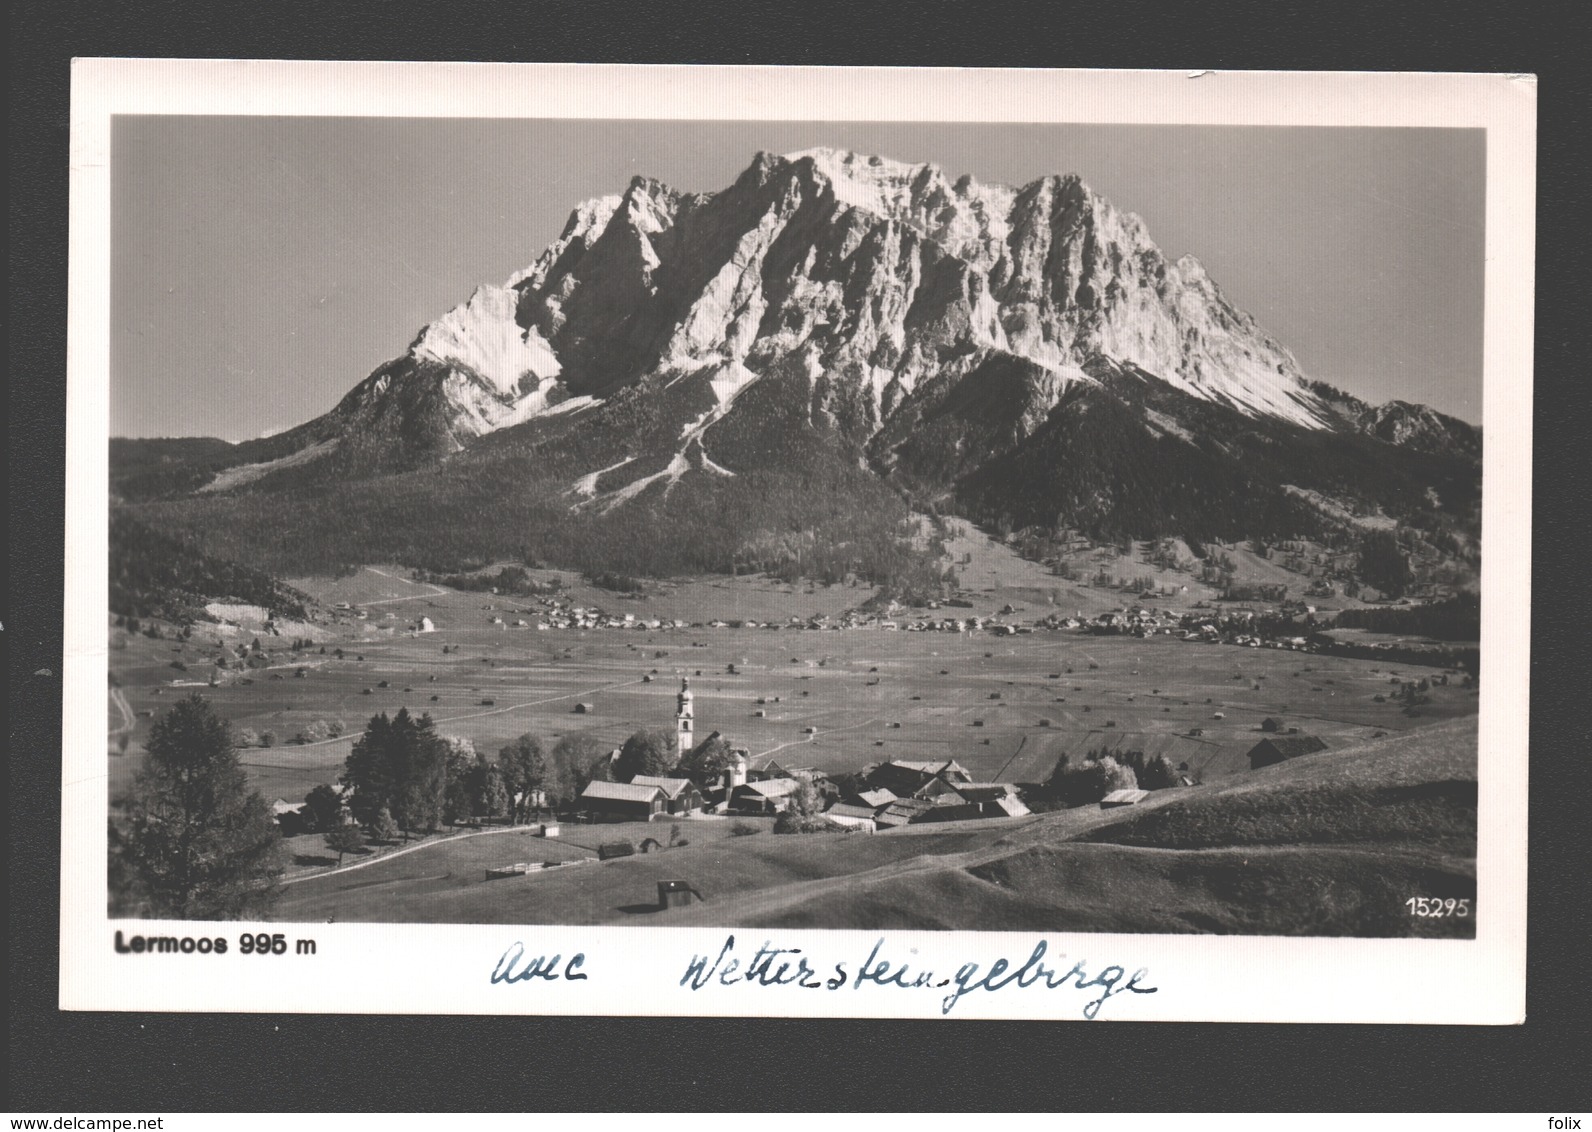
[675,677,748,805]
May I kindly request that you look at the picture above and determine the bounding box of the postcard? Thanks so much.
[63,61,1533,1021]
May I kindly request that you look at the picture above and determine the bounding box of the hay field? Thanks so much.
[110,599,1475,807]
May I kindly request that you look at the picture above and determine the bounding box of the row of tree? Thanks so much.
[1029,748,1181,809]
[335,709,623,837]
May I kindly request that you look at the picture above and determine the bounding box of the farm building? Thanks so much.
[864,758,973,800]
[269,798,306,831]
[657,880,704,909]
[874,797,937,829]
[1247,735,1330,770]
[821,803,878,832]
[907,758,974,783]
[629,775,705,815]
[416,616,435,633]
[915,783,1032,822]
[954,783,1032,817]
[1101,788,1150,808]
[855,788,897,810]
[578,780,668,822]
[730,778,802,815]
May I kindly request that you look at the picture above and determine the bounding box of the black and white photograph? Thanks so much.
[61,62,1534,1021]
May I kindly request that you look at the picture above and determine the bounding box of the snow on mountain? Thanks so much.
[273,148,1422,493]
[411,284,561,395]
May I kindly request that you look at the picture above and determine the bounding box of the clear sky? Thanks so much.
[110,118,1485,440]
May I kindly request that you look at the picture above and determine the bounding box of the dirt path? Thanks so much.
[658,791,1190,927]
[749,716,882,768]
[109,687,135,736]
[358,567,449,606]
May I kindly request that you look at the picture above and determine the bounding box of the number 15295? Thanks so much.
[1406,897,1470,918]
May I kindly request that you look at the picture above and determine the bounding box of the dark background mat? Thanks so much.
[9,0,1590,1111]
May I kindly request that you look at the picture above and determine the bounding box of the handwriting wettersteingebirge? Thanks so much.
[677,935,1157,1019]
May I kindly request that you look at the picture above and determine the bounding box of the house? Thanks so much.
[984,794,1032,818]
[915,783,1032,822]
[917,777,971,805]
[873,797,937,828]
[955,783,1032,817]
[270,798,307,834]
[1101,788,1150,808]
[628,775,705,815]
[1247,735,1329,770]
[416,616,435,633]
[821,803,878,832]
[578,780,667,822]
[855,788,897,811]
[911,758,972,784]
[864,761,940,798]
[864,758,973,799]
[730,777,803,814]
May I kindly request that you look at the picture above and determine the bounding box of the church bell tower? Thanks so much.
[676,677,695,761]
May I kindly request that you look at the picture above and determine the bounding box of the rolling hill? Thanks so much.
[274,718,1477,937]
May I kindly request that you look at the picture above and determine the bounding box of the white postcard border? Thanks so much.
[63,61,1535,1022]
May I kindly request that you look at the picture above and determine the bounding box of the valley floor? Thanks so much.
[107,536,1479,937]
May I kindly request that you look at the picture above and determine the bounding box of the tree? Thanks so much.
[498,734,548,822]
[236,727,259,748]
[394,725,448,838]
[773,778,835,834]
[466,752,511,819]
[369,805,399,843]
[551,733,606,805]
[786,778,824,818]
[302,784,345,832]
[1045,753,1139,807]
[258,730,277,749]
[441,738,476,827]
[1359,530,1413,599]
[614,729,674,783]
[1137,754,1180,790]
[324,823,365,866]
[341,708,448,838]
[108,694,283,919]
[342,713,398,826]
[675,731,736,790]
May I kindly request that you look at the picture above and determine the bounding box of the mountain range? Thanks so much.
[113,148,1481,589]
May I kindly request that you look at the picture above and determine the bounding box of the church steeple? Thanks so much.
[676,677,694,760]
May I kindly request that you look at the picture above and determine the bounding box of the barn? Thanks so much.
[629,775,705,815]
[730,778,801,814]
[1247,735,1329,770]
[820,803,878,832]
[578,780,667,822]
[855,788,897,811]
[873,797,936,828]
[956,783,1033,818]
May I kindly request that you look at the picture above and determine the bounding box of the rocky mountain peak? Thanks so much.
[259,148,1482,499]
